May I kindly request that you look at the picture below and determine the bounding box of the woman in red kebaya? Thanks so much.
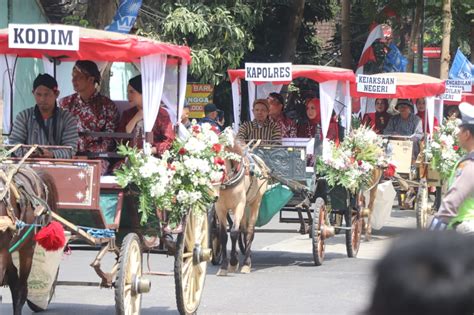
[362,98,391,134]
[297,98,339,144]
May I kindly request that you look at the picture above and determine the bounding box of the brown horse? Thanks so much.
[215,142,269,275]
[0,166,58,315]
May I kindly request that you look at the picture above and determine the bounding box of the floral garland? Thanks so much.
[425,118,464,180]
[115,123,236,227]
[316,126,387,193]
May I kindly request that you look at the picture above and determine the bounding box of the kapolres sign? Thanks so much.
[8,24,79,51]
[245,62,292,82]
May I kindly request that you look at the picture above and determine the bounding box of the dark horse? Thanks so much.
[0,165,58,315]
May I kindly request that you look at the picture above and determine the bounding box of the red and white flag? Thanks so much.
[356,24,384,74]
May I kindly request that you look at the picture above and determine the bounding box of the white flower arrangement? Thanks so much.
[316,126,388,193]
[425,118,463,179]
[115,122,236,227]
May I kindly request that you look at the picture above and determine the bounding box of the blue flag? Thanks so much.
[105,0,142,34]
[449,48,473,81]
[383,43,408,72]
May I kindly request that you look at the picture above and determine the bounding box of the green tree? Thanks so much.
[138,0,265,85]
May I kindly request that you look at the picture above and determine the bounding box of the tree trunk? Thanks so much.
[406,0,423,72]
[439,0,452,79]
[341,0,352,69]
[85,0,117,97]
[281,0,305,62]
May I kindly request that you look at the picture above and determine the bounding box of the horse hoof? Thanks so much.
[216,269,228,277]
[241,265,251,274]
[228,262,239,273]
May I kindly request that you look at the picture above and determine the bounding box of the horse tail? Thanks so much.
[38,171,58,213]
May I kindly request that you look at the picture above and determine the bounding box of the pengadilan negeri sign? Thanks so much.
[245,63,292,82]
[8,24,79,51]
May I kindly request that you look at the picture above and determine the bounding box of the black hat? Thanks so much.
[204,103,217,114]
[268,92,285,107]
[33,73,58,91]
[74,60,101,84]
[395,99,414,110]
[128,75,142,94]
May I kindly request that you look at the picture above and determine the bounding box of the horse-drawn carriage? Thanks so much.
[207,64,366,267]
[352,72,446,230]
[0,24,210,315]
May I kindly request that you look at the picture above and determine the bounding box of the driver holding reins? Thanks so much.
[429,102,474,234]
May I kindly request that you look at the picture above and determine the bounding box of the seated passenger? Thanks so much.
[362,98,391,134]
[117,75,175,155]
[60,60,120,174]
[297,98,340,144]
[384,99,423,159]
[447,106,462,121]
[237,99,282,144]
[199,103,221,130]
[267,92,297,137]
[415,98,438,133]
[9,74,78,158]
[181,104,191,128]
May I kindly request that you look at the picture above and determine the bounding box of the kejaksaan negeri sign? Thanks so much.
[357,75,397,94]
[8,24,79,51]
[245,63,292,82]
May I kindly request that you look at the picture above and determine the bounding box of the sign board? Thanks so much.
[245,62,292,82]
[356,75,397,94]
[440,86,463,101]
[445,79,472,92]
[8,24,79,51]
[185,83,214,119]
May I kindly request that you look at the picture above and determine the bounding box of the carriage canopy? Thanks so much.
[0,24,191,137]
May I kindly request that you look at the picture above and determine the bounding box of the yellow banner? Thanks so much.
[186,83,214,119]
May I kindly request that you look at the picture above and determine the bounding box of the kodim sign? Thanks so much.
[8,24,79,51]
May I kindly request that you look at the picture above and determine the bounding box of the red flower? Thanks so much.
[192,125,200,134]
[168,163,176,171]
[178,147,187,155]
[211,125,220,134]
[214,157,225,166]
[357,160,362,166]
[384,163,396,178]
[212,143,222,153]
[453,145,459,151]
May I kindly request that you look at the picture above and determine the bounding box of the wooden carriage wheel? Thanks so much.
[415,179,429,229]
[312,198,326,266]
[115,233,144,315]
[175,209,210,315]
[345,208,363,258]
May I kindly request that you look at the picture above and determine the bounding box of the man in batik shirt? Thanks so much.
[60,60,119,174]
[267,92,297,138]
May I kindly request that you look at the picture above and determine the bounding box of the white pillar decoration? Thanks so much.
[319,80,338,158]
[231,79,242,133]
[177,60,188,126]
[426,96,435,134]
[0,54,17,134]
[344,80,352,133]
[140,53,167,137]
[247,81,256,121]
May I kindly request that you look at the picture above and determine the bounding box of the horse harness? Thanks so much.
[0,165,51,235]
[220,153,269,196]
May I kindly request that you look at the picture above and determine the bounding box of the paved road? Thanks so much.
[1,209,416,315]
